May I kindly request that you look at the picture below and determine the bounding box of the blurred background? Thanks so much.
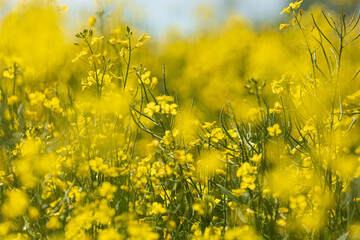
[46,0,360,37]
[1,0,359,38]
[0,0,360,118]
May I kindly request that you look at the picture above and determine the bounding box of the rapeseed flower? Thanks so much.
[267,123,282,136]
[1,190,28,219]
[279,24,290,30]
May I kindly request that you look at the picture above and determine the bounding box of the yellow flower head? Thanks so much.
[7,95,18,105]
[267,123,282,136]
[281,0,303,14]
[279,24,290,31]
[88,16,96,27]
[280,7,291,15]
[1,190,29,219]
[139,33,151,42]
[250,153,262,163]
[46,217,62,230]
[291,0,303,10]
[91,36,104,45]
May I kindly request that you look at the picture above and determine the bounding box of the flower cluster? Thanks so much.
[0,1,360,240]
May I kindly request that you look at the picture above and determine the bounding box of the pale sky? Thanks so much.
[58,0,286,36]
[2,0,286,37]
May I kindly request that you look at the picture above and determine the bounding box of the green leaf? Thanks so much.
[212,181,241,205]
[336,232,348,240]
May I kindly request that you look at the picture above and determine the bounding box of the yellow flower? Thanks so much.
[1,190,29,219]
[109,38,117,45]
[44,97,63,113]
[291,145,301,155]
[290,194,307,211]
[91,36,104,45]
[215,169,226,176]
[139,33,150,42]
[3,67,14,79]
[246,208,255,215]
[88,16,96,26]
[46,217,62,230]
[7,95,18,105]
[279,207,289,214]
[140,71,151,84]
[280,7,291,15]
[236,162,257,190]
[193,203,205,215]
[71,50,87,63]
[127,221,159,240]
[135,42,143,48]
[99,182,117,200]
[224,225,259,240]
[28,91,45,106]
[231,188,245,197]
[281,0,303,14]
[120,185,130,191]
[279,24,290,30]
[118,40,129,48]
[88,53,102,65]
[89,157,108,172]
[150,77,158,89]
[277,219,287,227]
[150,202,167,215]
[163,103,178,115]
[0,221,12,236]
[292,0,303,10]
[98,228,123,240]
[28,206,40,221]
[120,47,126,57]
[202,121,216,130]
[267,123,282,136]
[156,95,174,105]
[269,102,282,114]
[249,153,262,163]
[144,102,160,117]
[206,127,224,143]
[161,129,178,147]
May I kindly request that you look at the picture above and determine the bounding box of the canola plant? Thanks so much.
[1,0,360,239]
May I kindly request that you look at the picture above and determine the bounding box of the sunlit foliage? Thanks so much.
[1,0,360,239]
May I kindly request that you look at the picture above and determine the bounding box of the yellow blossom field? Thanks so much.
[1,0,360,239]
